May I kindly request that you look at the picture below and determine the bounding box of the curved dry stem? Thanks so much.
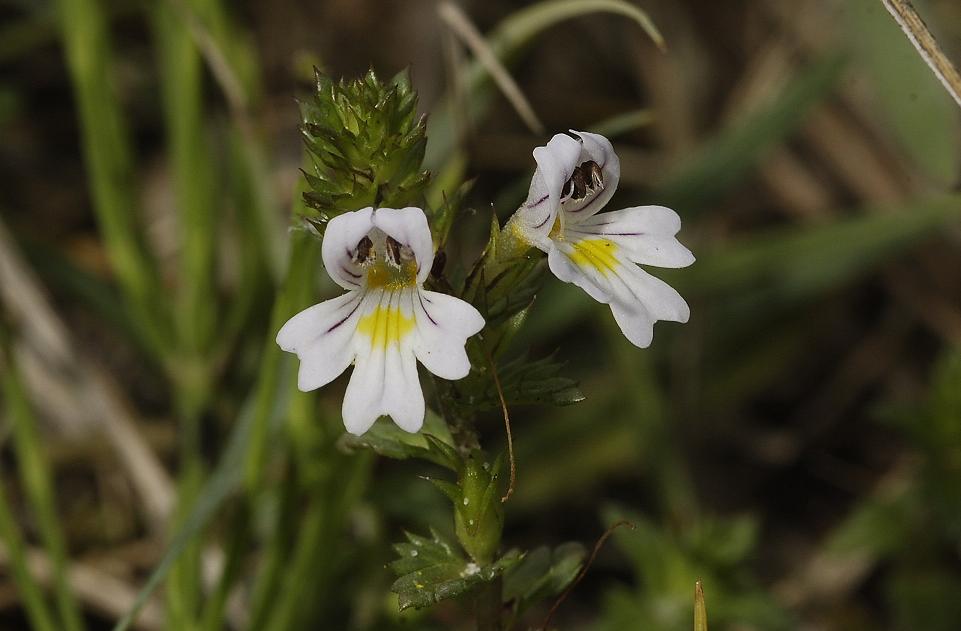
[541,520,636,630]
[439,1,545,135]
[480,343,516,503]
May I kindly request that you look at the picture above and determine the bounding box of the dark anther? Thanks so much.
[430,250,447,279]
[563,160,604,201]
[385,236,403,265]
[587,160,603,189]
[570,167,589,200]
[354,236,373,264]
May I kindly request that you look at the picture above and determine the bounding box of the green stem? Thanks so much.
[475,576,503,631]
[244,230,318,491]
[0,478,58,631]
[246,468,298,631]
[198,502,251,631]
[152,0,217,362]
[55,0,169,359]
[0,339,85,631]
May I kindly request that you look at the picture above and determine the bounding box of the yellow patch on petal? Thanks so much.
[357,305,415,350]
[569,238,620,276]
[365,261,418,290]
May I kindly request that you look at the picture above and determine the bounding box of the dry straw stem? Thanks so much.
[438,1,545,135]
[0,544,165,631]
[479,343,516,503]
[694,580,708,631]
[541,520,635,629]
[0,219,175,528]
[880,0,961,109]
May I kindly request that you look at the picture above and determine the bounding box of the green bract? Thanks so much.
[299,68,429,226]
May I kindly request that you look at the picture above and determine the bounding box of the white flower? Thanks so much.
[276,207,485,435]
[506,131,694,348]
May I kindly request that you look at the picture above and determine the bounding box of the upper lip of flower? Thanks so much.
[511,131,622,248]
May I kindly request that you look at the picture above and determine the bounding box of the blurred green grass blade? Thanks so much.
[0,340,62,631]
[229,127,286,282]
[138,149,309,631]
[260,455,371,630]
[153,0,217,361]
[246,473,298,631]
[843,0,961,185]
[0,4,138,64]
[654,54,845,214]
[0,84,20,125]
[591,108,655,138]
[20,237,145,353]
[530,195,961,342]
[55,0,169,357]
[0,10,57,64]
[166,467,204,630]
[213,132,276,353]
[700,315,810,414]
[0,340,85,631]
[151,8,218,623]
[679,195,961,302]
[110,373,278,631]
[0,480,58,631]
[113,232,317,631]
[426,0,664,169]
[244,230,319,490]
[198,502,250,631]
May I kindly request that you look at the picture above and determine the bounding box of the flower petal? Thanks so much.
[511,133,582,250]
[547,245,611,304]
[567,206,695,268]
[276,290,364,391]
[562,130,620,220]
[548,237,690,348]
[411,290,485,380]
[321,207,376,290]
[608,270,690,347]
[372,207,434,283]
[343,287,425,434]
[342,345,385,435]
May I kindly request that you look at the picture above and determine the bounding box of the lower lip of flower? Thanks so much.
[568,238,619,276]
[357,304,416,349]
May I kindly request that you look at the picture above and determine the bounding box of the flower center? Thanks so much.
[353,235,418,289]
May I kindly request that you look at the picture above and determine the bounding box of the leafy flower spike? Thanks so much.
[506,131,694,348]
[277,207,485,435]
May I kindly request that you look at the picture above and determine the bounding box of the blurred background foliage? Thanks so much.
[1,0,961,629]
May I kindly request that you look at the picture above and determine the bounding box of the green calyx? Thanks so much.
[299,68,430,227]
[429,453,505,565]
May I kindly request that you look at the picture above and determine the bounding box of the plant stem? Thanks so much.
[1,339,86,631]
[55,0,169,359]
[881,0,961,108]
[0,341,62,631]
[475,576,503,631]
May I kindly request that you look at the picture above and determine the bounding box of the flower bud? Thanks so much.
[300,69,430,227]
